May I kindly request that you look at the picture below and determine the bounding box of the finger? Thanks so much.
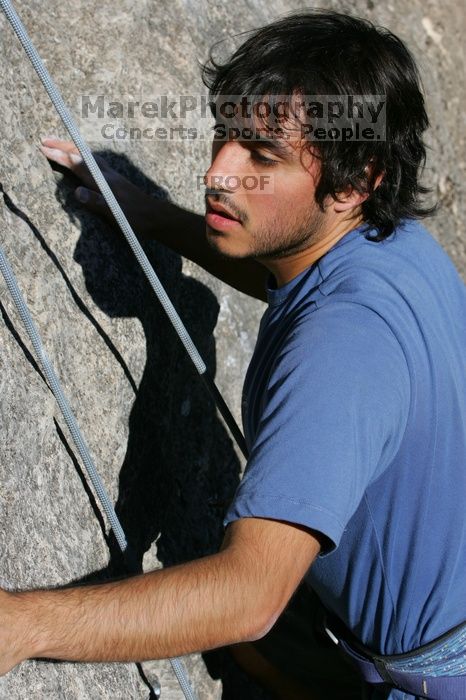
[74,186,109,217]
[40,145,98,189]
[41,136,79,154]
[41,137,109,171]
[39,144,82,169]
[40,142,110,177]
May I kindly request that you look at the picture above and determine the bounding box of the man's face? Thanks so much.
[203,122,330,262]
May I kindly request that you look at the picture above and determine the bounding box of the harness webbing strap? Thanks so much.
[324,611,466,699]
[0,0,248,460]
[338,636,466,699]
[0,242,197,700]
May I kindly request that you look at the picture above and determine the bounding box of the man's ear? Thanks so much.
[332,163,385,213]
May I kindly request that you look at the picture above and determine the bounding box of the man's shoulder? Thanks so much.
[318,219,440,290]
[257,217,464,386]
[313,218,464,320]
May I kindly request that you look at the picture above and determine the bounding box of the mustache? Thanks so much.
[204,190,246,223]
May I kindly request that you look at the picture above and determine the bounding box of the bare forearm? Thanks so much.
[39,138,268,300]
[136,195,268,301]
[17,551,268,664]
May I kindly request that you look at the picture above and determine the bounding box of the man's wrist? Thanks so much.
[118,185,162,241]
[5,590,44,663]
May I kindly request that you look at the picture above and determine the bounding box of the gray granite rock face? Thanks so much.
[0,1,464,699]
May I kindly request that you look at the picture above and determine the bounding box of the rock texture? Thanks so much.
[0,1,464,699]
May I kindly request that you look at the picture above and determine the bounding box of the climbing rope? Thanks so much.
[0,0,248,460]
[0,243,197,699]
[0,245,129,553]
[0,0,250,697]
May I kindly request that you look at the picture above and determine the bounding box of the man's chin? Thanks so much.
[205,224,251,260]
[205,223,226,237]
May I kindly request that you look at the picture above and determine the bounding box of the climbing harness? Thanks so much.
[0,1,250,697]
[324,610,466,699]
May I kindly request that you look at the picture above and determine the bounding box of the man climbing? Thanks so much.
[1,10,465,700]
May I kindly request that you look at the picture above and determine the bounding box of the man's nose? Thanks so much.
[203,141,246,191]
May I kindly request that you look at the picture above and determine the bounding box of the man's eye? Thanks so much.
[250,150,278,167]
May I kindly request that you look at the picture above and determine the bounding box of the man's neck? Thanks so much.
[259,215,364,289]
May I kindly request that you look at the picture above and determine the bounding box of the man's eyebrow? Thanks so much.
[248,135,295,158]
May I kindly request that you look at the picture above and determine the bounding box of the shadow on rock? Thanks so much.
[40,152,270,699]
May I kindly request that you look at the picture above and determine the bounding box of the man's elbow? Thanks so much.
[219,518,321,644]
[244,608,284,643]
[239,590,291,644]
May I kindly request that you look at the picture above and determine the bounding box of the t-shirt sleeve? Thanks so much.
[223,301,410,553]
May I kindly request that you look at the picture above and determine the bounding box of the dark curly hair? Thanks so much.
[200,9,437,241]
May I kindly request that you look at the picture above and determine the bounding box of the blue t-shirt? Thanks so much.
[223,218,466,699]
